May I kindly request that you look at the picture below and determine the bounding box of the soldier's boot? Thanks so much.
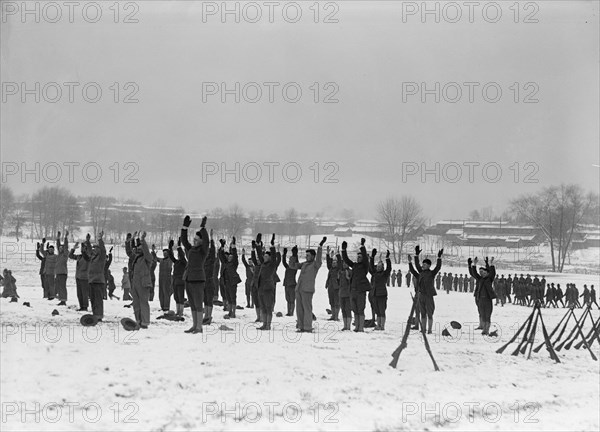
[427,317,433,334]
[380,316,386,331]
[482,321,490,335]
[192,311,203,333]
[185,311,197,333]
[203,306,213,324]
[255,307,261,322]
[263,312,272,330]
[358,315,365,332]
[258,311,267,329]
[230,302,236,318]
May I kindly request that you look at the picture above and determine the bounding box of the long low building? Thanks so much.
[424,220,545,248]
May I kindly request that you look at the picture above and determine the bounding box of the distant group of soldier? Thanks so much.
[386,266,598,310]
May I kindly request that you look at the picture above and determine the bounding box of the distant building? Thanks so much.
[424,220,545,248]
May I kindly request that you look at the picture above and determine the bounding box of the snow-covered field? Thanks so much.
[1,238,599,431]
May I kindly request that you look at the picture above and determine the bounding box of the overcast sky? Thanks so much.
[2,0,598,222]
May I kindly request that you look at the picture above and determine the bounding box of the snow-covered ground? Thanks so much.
[1,238,599,431]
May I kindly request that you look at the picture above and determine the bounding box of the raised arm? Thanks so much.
[314,245,323,270]
[408,260,419,279]
[241,251,250,268]
[125,234,134,258]
[180,227,192,250]
[62,232,69,256]
[326,250,333,270]
[140,234,152,263]
[282,249,289,269]
[385,255,392,277]
[368,254,376,275]
[68,245,79,260]
[341,243,355,268]
[488,265,496,282]
[230,246,239,267]
[209,239,216,259]
[218,242,227,264]
[256,242,265,264]
[98,233,106,260]
[467,259,480,280]
[414,254,423,273]
[432,257,442,276]
[36,241,46,260]
[167,247,177,264]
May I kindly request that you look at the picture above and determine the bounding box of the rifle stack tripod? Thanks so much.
[390,293,440,371]
[496,301,599,362]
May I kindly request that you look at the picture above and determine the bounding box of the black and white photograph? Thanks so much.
[1,1,599,430]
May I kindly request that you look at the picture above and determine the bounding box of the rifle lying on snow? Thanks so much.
[390,292,440,371]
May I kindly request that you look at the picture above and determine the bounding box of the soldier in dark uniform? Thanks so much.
[469,256,496,335]
[180,215,209,334]
[555,283,565,307]
[168,237,187,318]
[446,273,453,294]
[36,239,47,298]
[338,255,352,330]
[203,233,216,324]
[506,274,513,303]
[341,238,370,332]
[590,285,598,309]
[281,246,298,316]
[397,269,402,287]
[219,237,242,319]
[545,283,555,307]
[255,234,280,330]
[326,246,341,321]
[241,248,255,309]
[369,249,392,330]
[391,270,397,287]
[408,245,443,334]
[580,285,591,306]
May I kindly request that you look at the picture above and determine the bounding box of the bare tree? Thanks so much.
[377,196,425,263]
[511,184,598,272]
[284,207,299,242]
[31,187,77,238]
[224,204,246,239]
[0,185,15,236]
[469,209,481,221]
[87,196,115,238]
[12,194,29,241]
